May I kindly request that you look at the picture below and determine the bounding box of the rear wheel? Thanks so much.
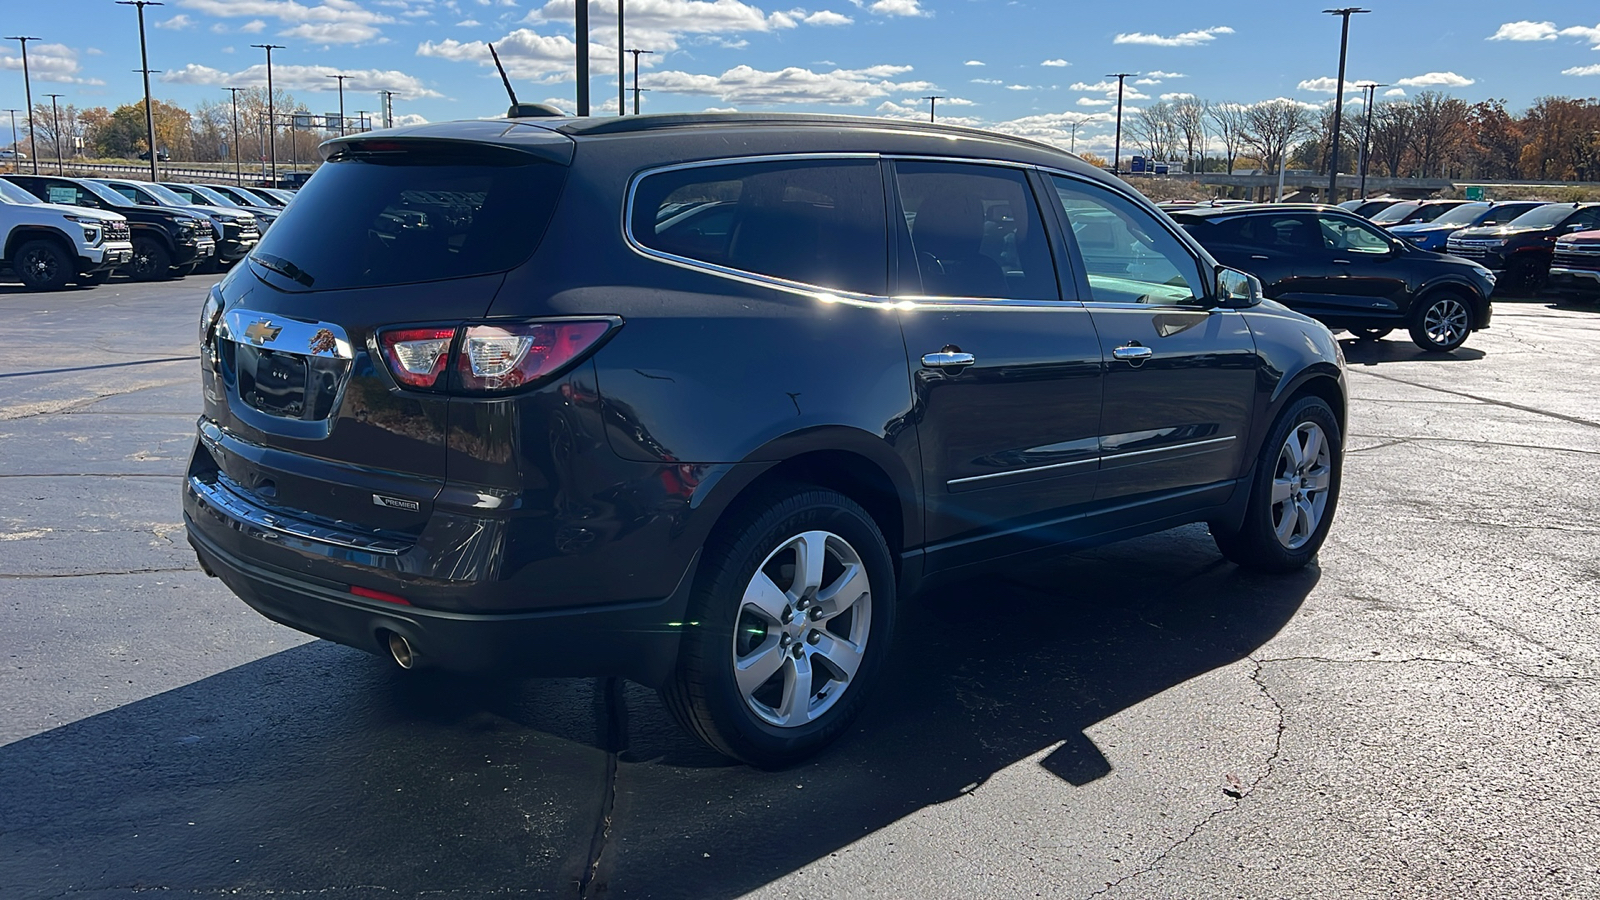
[14,240,73,291]
[1212,396,1341,573]
[1408,292,1472,352]
[127,237,172,281]
[1349,327,1392,341]
[661,485,895,767]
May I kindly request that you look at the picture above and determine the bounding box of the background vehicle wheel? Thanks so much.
[1211,396,1341,573]
[1408,292,1472,352]
[1349,327,1392,341]
[75,270,112,286]
[14,240,73,291]
[660,484,895,768]
[127,238,172,281]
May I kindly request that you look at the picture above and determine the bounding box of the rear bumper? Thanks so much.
[186,513,696,687]
[1546,268,1600,297]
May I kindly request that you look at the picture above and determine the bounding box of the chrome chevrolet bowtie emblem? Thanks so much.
[244,319,283,345]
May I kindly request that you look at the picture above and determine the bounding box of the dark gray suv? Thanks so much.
[185,113,1347,766]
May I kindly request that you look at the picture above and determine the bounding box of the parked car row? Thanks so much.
[0,174,296,290]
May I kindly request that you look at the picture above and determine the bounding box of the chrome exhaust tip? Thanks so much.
[387,632,416,670]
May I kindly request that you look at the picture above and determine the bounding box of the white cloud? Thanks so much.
[1560,25,1600,47]
[1395,71,1474,88]
[157,14,196,29]
[240,19,268,33]
[0,43,104,85]
[1160,92,1194,101]
[1563,64,1600,77]
[1113,26,1233,47]
[161,62,442,96]
[1070,80,1117,93]
[1041,58,1070,67]
[177,0,395,43]
[458,18,482,25]
[964,60,984,66]
[392,112,430,126]
[518,0,803,64]
[635,62,924,106]
[970,78,1002,85]
[1143,70,1185,79]
[1488,20,1558,41]
[1384,87,1407,97]
[1006,84,1035,91]
[868,0,928,16]
[1076,98,1112,107]
[1297,76,1368,93]
[803,10,852,25]
[211,22,231,33]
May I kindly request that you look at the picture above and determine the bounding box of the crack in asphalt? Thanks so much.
[1258,655,1599,683]
[1349,434,1600,456]
[1349,369,1600,430]
[0,566,198,580]
[0,473,182,479]
[577,677,628,899]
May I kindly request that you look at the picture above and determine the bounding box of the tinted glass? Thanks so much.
[1429,203,1489,227]
[1318,214,1392,254]
[894,162,1056,300]
[162,185,204,204]
[1485,203,1539,225]
[247,151,567,292]
[1204,213,1321,251]
[632,159,886,296]
[72,179,133,207]
[1052,175,1204,304]
[1370,202,1420,224]
[0,179,39,204]
[1506,204,1577,228]
[1410,203,1463,224]
[1568,207,1600,230]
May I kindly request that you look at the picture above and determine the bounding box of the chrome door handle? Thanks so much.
[1332,259,1351,265]
[921,351,976,368]
[1112,345,1154,361]
[1250,254,1270,260]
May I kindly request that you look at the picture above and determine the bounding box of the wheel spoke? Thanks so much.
[1283,434,1304,472]
[734,640,785,698]
[1296,497,1317,540]
[1303,467,1331,493]
[1274,504,1297,543]
[1300,426,1324,469]
[775,653,813,726]
[810,632,864,683]
[814,562,868,620]
[1270,477,1295,506]
[791,531,831,599]
[742,571,789,623]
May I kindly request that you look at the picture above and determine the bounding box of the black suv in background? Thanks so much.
[92,178,260,268]
[1172,204,1496,351]
[185,114,1347,766]
[1368,199,1470,228]
[6,173,217,280]
[1446,202,1600,290]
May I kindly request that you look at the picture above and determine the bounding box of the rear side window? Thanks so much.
[630,159,886,296]
[894,161,1058,301]
[247,150,567,292]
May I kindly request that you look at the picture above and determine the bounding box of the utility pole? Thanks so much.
[252,43,284,184]
[6,36,40,174]
[327,73,348,135]
[1068,119,1082,155]
[116,2,165,180]
[225,87,244,184]
[1358,82,1386,198]
[1324,7,1369,203]
[626,49,653,115]
[617,0,625,115]
[1107,73,1134,176]
[44,93,64,173]
[2,109,19,173]
[379,90,399,129]
[575,0,589,115]
[923,95,944,123]
[355,110,373,132]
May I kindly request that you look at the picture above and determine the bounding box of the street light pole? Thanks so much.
[225,87,244,184]
[116,2,165,181]
[1324,7,1369,203]
[1358,81,1386,198]
[575,0,589,115]
[5,36,41,174]
[923,95,944,123]
[355,110,373,132]
[327,73,348,135]
[379,90,398,129]
[1069,120,1080,155]
[251,43,285,184]
[2,109,19,173]
[44,93,63,174]
[617,0,625,115]
[626,49,653,115]
[1107,73,1134,176]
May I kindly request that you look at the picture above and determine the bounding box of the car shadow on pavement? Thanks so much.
[0,526,1316,897]
[1338,337,1487,366]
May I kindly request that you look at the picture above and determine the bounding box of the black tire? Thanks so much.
[127,237,173,281]
[1407,291,1473,353]
[1211,396,1342,574]
[177,263,203,277]
[1349,327,1392,341]
[660,484,896,768]
[75,270,112,286]
[13,239,73,291]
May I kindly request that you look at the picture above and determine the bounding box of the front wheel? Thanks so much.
[14,240,73,291]
[126,237,172,281]
[1408,293,1472,352]
[660,485,895,767]
[1212,396,1341,573]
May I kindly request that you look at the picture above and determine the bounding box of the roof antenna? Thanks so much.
[490,42,564,118]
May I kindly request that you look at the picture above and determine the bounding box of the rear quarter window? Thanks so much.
[629,158,887,296]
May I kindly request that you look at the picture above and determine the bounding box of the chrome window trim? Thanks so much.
[1101,435,1236,463]
[622,152,893,306]
[945,435,1236,488]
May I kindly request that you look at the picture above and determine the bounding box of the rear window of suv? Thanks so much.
[246,145,567,292]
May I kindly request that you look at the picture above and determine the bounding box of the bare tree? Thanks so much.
[1172,97,1207,174]
[1370,100,1415,177]
[1207,102,1249,174]
[1130,101,1180,163]
[1241,99,1314,176]
[1406,90,1471,178]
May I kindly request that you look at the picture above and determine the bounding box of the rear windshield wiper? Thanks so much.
[251,252,316,288]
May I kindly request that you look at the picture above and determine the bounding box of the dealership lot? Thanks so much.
[1,278,1596,898]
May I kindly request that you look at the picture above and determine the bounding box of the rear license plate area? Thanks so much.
[240,346,309,418]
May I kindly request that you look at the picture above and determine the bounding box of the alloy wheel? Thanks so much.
[1270,422,1332,550]
[1421,297,1469,348]
[732,530,872,728]
[22,247,60,283]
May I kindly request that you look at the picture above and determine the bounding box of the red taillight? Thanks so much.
[456,321,613,392]
[378,327,455,389]
[351,585,411,606]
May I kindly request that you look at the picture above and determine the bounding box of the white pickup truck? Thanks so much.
[1,176,134,290]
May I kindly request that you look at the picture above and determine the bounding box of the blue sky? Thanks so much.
[3,0,1599,156]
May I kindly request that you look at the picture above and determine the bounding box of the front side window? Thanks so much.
[893,161,1057,300]
[631,159,886,296]
[1051,175,1204,305]
[1318,215,1393,254]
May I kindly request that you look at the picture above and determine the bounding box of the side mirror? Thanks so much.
[1215,266,1263,308]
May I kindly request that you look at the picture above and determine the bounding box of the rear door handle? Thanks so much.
[1112,345,1153,361]
[1333,259,1351,265]
[1250,254,1270,260]
[921,350,976,368]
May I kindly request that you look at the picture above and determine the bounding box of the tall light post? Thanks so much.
[355,110,373,132]
[5,36,40,174]
[252,43,285,183]
[625,49,652,115]
[617,0,625,115]
[1107,73,1134,176]
[575,0,589,115]
[1324,7,1369,202]
[116,2,165,181]
[2,109,19,172]
[379,90,399,129]
[1358,81,1386,199]
[225,86,244,184]
[923,95,944,123]
[327,73,348,135]
[1067,118,1083,155]
[44,93,64,173]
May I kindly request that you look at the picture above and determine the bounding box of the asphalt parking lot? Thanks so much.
[2,277,1597,899]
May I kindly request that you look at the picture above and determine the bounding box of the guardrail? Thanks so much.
[5,161,317,186]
